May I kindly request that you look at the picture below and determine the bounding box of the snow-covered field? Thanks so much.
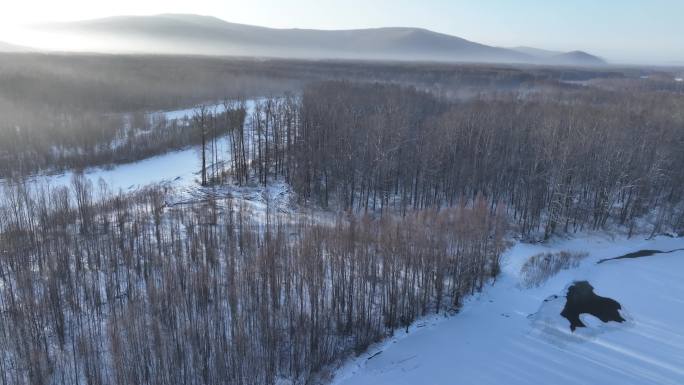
[13,100,258,193]
[333,234,684,385]
[27,146,202,192]
[150,101,241,122]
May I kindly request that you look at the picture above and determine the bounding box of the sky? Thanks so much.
[1,0,682,63]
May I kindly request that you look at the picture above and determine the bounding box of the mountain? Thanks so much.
[0,41,32,52]
[36,14,604,65]
[547,50,606,66]
[512,46,606,66]
[38,14,531,63]
[511,46,563,58]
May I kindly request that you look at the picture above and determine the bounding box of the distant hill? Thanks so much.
[512,46,606,66]
[511,46,563,58]
[547,51,606,66]
[36,14,605,66]
[0,41,33,52]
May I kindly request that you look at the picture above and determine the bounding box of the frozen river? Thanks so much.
[6,99,258,193]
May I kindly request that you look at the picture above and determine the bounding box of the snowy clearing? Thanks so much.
[24,146,202,192]
[169,180,302,224]
[150,99,258,123]
[333,234,684,385]
[7,100,259,193]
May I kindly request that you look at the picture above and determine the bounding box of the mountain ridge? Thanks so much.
[0,40,33,52]
[35,14,606,65]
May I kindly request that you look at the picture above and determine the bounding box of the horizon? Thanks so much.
[1,1,683,65]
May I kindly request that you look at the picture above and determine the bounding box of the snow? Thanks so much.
[9,100,259,193]
[675,78,683,82]
[169,180,299,223]
[333,234,684,385]
[150,100,257,123]
[28,147,202,192]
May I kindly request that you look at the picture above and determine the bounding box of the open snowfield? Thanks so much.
[27,146,203,192]
[333,234,684,385]
[9,100,259,193]
[148,99,259,124]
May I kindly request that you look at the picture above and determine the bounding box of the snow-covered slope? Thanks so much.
[333,235,684,385]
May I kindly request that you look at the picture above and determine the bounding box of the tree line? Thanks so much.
[283,82,684,238]
[2,53,648,178]
[187,81,683,240]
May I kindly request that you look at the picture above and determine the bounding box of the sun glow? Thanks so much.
[0,0,683,63]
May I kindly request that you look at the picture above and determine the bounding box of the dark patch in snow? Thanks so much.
[597,248,684,264]
[560,281,625,332]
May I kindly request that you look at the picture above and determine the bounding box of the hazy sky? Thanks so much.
[2,0,682,63]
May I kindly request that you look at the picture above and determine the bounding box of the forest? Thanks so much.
[290,82,684,237]
[0,53,644,177]
[0,178,506,385]
[1,54,683,385]
[166,80,683,239]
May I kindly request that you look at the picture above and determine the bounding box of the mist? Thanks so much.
[0,14,613,67]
